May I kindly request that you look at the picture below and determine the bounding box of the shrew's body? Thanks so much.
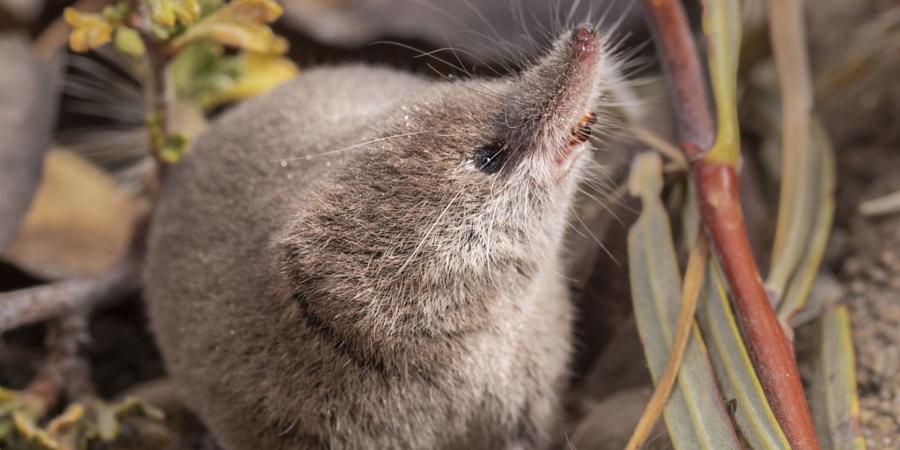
[145,27,612,449]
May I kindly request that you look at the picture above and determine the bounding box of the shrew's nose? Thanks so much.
[571,24,598,56]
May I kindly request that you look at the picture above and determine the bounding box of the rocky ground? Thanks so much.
[834,146,900,449]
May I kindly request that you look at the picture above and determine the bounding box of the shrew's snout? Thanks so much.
[503,25,605,180]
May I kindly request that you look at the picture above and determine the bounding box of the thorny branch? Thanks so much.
[641,0,820,448]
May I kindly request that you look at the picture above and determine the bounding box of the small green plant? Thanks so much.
[64,0,297,164]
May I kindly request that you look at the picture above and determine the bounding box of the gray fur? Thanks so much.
[145,28,614,450]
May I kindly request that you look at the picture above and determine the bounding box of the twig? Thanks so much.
[642,0,820,448]
[625,236,709,450]
[125,0,174,190]
[51,313,95,401]
[0,260,139,334]
[859,189,900,217]
[628,124,688,169]
[25,314,96,410]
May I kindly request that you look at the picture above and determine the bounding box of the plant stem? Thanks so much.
[641,0,715,160]
[130,0,172,185]
[641,0,820,448]
[695,163,819,449]
[25,313,95,410]
[140,31,169,171]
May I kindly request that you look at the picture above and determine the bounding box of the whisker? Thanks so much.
[571,211,620,266]
[276,129,451,161]
[399,189,464,274]
[370,40,471,76]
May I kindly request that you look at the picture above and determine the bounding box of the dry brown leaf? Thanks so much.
[2,150,138,279]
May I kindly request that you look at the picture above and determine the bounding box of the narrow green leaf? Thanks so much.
[777,118,836,324]
[811,305,866,450]
[146,0,201,28]
[627,153,741,450]
[697,263,791,449]
[765,0,818,302]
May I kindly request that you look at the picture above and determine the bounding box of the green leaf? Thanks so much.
[198,52,298,109]
[169,0,287,54]
[764,0,818,305]
[170,42,241,101]
[160,133,189,163]
[697,263,791,449]
[198,0,226,16]
[777,118,836,324]
[170,42,298,109]
[44,404,84,449]
[44,398,168,449]
[9,412,58,450]
[700,0,742,166]
[0,389,48,449]
[64,8,113,53]
[627,153,741,449]
[114,397,166,422]
[147,0,201,28]
[114,27,146,57]
[101,2,131,23]
[810,305,866,450]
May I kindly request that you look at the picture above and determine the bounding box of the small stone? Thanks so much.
[879,250,898,269]
[867,266,888,283]
[844,257,865,276]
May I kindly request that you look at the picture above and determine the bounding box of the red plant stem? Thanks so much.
[642,0,715,160]
[642,0,820,448]
[695,164,819,449]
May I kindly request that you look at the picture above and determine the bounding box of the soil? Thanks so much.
[833,146,900,449]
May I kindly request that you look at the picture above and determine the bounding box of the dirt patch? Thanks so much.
[832,146,900,449]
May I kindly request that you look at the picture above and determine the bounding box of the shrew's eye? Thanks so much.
[473,144,507,174]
